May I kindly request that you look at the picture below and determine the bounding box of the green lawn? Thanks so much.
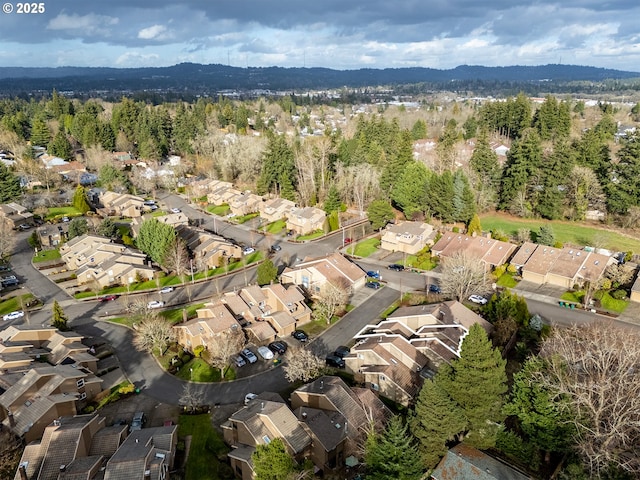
[496,273,518,288]
[176,358,220,382]
[352,238,380,257]
[600,292,628,313]
[45,206,82,221]
[160,304,205,324]
[561,291,584,303]
[297,230,325,241]
[178,414,233,480]
[234,212,259,224]
[207,204,230,216]
[33,248,61,263]
[151,210,167,217]
[480,213,640,252]
[265,219,286,234]
[405,254,437,270]
[0,294,36,315]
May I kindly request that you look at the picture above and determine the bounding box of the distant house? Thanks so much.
[173,303,242,352]
[380,221,436,255]
[281,253,366,297]
[97,191,145,218]
[176,225,242,271]
[431,444,532,480]
[259,197,296,223]
[286,206,326,236]
[510,242,612,289]
[0,202,34,229]
[207,182,240,206]
[37,223,68,247]
[431,233,517,269]
[346,301,492,406]
[229,192,262,217]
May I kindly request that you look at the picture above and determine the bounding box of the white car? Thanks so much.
[147,301,165,309]
[242,247,255,255]
[160,286,174,293]
[244,393,258,405]
[3,310,24,321]
[257,346,274,360]
[170,208,181,214]
[468,295,488,305]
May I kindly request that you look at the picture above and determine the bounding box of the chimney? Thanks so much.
[18,464,28,480]
[8,410,15,428]
[59,465,66,473]
[260,402,264,411]
[144,470,151,480]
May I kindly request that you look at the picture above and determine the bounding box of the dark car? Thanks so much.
[270,244,282,252]
[326,354,345,368]
[388,264,405,271]
[334,345,350,358]
[129,411,146,433]
[428,284,441,293]
[268,341,288,355]
[366,270,380,279]
[1,278,19,287]
[365,281,381,289]
[292,330,308,342]
[99,295,118,302]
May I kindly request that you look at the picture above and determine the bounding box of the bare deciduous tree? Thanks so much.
[205,326,245,377]
[179,383,205,414]
[0,218,16,261]
[336,163,380,214]
[440,251,488,301]
[538,323,640,477]
[603,262,635,286]
[133,312,175,356]
[282,347,325,383]
[313,282,349,325]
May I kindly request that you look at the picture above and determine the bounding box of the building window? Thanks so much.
[79,392,86,400]
[262,435,271,444]
[76,379,85,388]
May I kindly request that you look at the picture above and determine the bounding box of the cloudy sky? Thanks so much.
[0,0,638,71]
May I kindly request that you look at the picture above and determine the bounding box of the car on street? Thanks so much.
[257,346,274,360]
[270,244,282,252]
[62,216,70,222]
[428,284,441,293]
[366,270,380,279]
[147,301,165,309]
[18,224,31,230]
[0,265,11,272]
[365,281,381,289]
[334,345,350,358]
[129,411,146,433]
[143,200,156,206]
[160,286,174,293]
[268,341,288,355]
[234,355,246,368]
[99,295,118,302]
[240,348,258,364]
[468,295,488,305]
[388,263,405,271]
[170,208,181,213]
[244,393,258,405]
[325,354,345,368]
[343,237,353,245]
[242,246,255,255]
[292,330,308,342]
[3,311,24,321]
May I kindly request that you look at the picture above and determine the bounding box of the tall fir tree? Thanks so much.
[323,184,341,214]
[498,129,542,211]
[0,163,22,203]
[51,300,69,331]
[428,171,455,223]
[72,185,91,214]
[452,170,476,223]
[391,161,430,219]
[49,130,73,160]
[251,438,295,480]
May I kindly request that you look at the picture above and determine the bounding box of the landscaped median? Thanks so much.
[560,289,628,313]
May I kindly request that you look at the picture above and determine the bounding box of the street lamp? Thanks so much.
[190,259,194,284]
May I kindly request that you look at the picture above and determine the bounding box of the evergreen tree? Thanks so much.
[136,219,177,265]
[68,218,88,240]
[72,185,91,214]
[605,133,640,215]
[380,129,414,193]
[323,184,341,214]
[49,130,73,160]
[96,217,120,239]
[452,170,476,223]
[256,259,278,286]
[367,200,395,230]
[411,379,467,469]
[537,225,555,246]
[391,161,430,219]
[428,171,455,223]
[251,438,295,480]
[256,134,296,197]
[51,300,69,331]
[439,323,508,449]
[467,214,482,236]
[0,163,22,203]
[411,119,427,140]
[365,416,423,480]
[30,117,50,147]
[535,140,573,219]
[499,129,542,211]
[98,164,128,192]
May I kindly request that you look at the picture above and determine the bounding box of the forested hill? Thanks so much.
[0,63,638,96]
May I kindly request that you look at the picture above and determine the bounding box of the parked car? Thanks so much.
[143,200,156,206]
[0,265,11,272]
[1,277,19,287]
[234,355,247,368]
[160,286,174,293]
[388,264,405,271]
[292,330,308,342]
[268,341,288,355]
[62,216,70,222]
[170,208,181,213]
[244,393,258,405]
[240,348,258,364]
[18,224,31,230]
[129,411,146,432]
[147,301,165,309]
[428,284,441,293]
[468,295,488,305]
[3,311,24,321]
[270,244,282,252]
[334,345,350,358]
[257,346,274,360]
[366,270,380,279]
[99,295,118,302]
[343,237,353,245]
[325,354,345,368]
[242,246,255,255]
[365,281,381,289]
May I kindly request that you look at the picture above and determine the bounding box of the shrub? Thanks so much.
[593,290,604,301]
[452,226,460,233]
[553,241,564,248]
[611,289,627,300]
[507,264,517,274]
[493,264,507,279]
[193,345,205,358]
[118,383,135,395]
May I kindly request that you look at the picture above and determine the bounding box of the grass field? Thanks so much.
[45,206,82,221]
[352,238,380,257]
[0,294,36,315]
[234,212,259,224]
[297,230,325,241]
[175,358,224,382]
[33,248,61,263]
[480,213,640,252]
[178,414,234,480]
[207,204,230,216]
[265,219,286,234]
[496,273,518,288]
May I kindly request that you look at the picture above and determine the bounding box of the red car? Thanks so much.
[99,295,118,302]
[343,238,353,245]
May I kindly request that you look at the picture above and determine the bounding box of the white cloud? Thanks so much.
[47,13,119,35]
[115,51,161,66]
[138,25,168,40]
